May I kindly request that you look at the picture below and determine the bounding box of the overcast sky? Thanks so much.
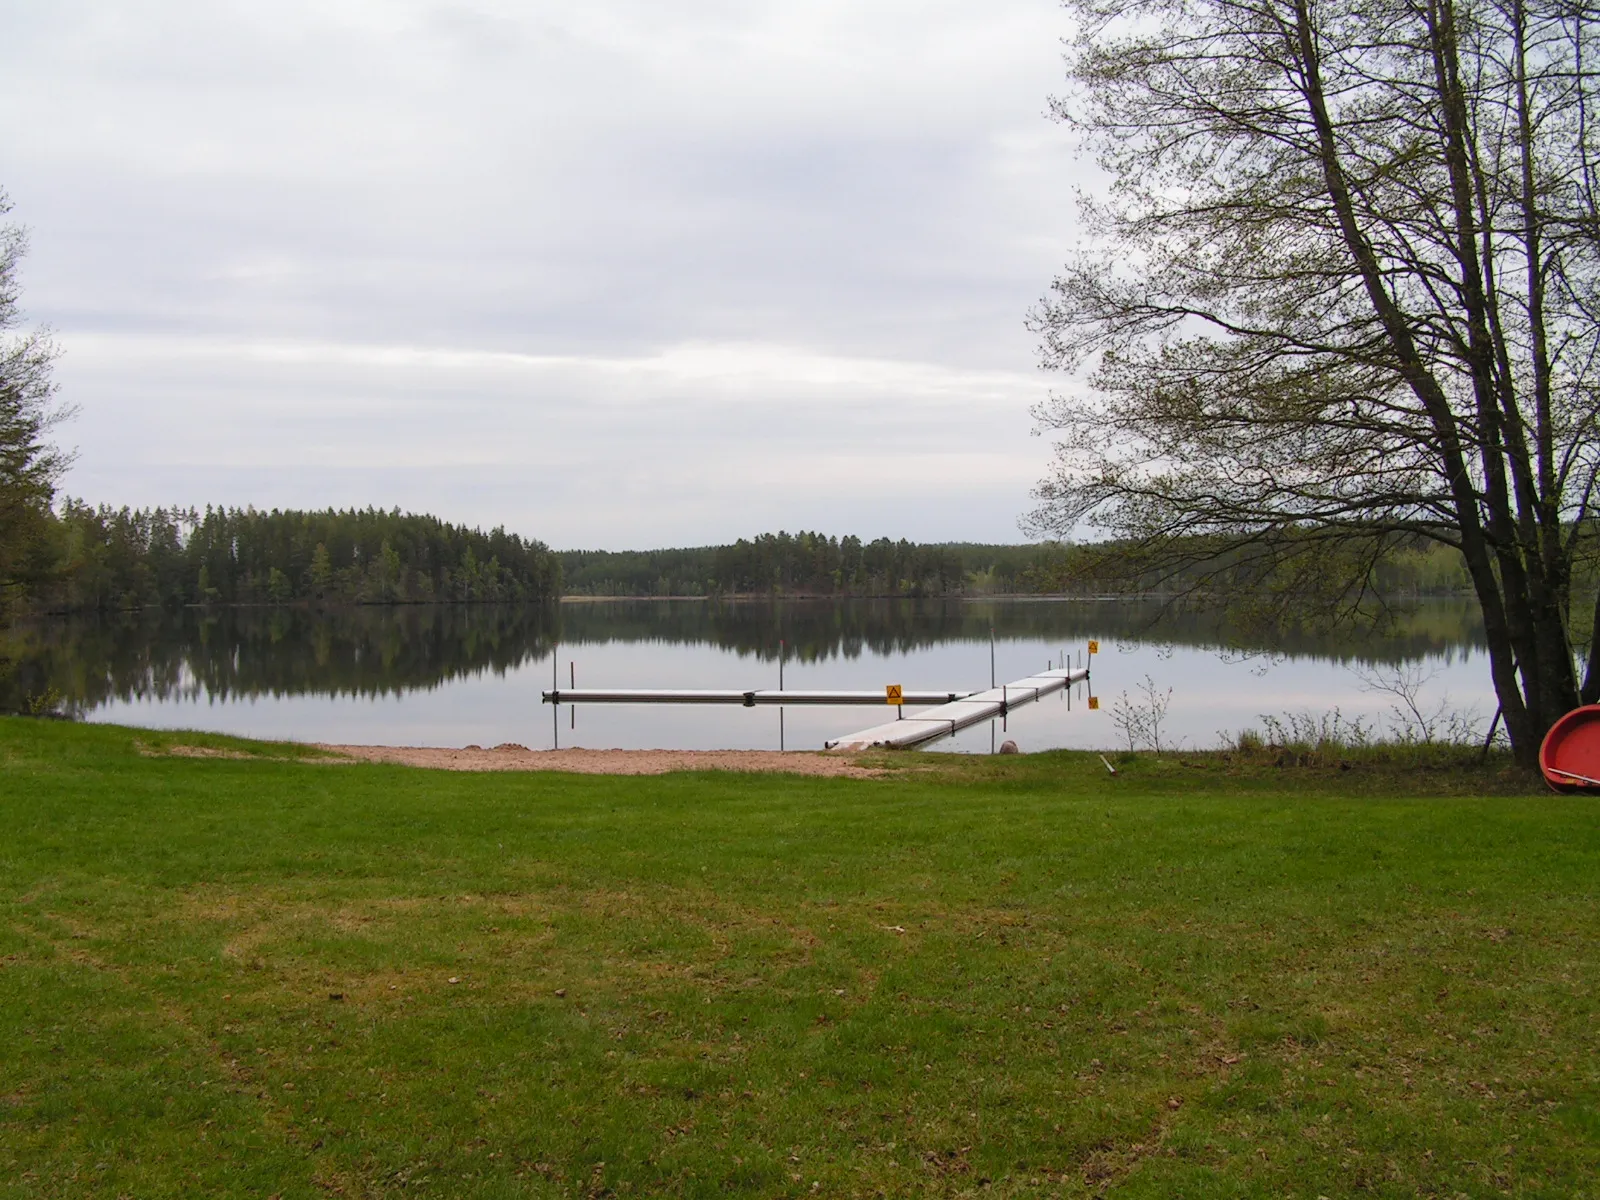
[1,0,1084,549]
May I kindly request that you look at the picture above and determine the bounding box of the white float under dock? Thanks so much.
[823,666,1090,751]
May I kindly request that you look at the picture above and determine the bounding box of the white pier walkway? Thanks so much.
[823,666,1090,751]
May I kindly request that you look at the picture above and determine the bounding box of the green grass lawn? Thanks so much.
[1,718,1596,1198]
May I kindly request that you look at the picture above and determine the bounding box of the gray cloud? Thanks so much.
[0,0,1083,547]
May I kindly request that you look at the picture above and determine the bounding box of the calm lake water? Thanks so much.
[12,598,1493,753]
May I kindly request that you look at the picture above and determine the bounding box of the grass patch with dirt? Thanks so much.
[0,717,1595,1197]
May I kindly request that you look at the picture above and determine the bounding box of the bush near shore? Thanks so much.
[1,718,1593,1198]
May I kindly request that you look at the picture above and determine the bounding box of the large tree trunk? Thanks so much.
[1299,0,1580,764]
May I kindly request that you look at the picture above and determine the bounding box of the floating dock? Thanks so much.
[541,688,975,707]
[540,648,1095,751]
[823,666,1090,751]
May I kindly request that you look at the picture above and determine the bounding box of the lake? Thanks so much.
[7,598,1495,753]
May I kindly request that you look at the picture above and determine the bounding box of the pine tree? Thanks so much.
[0,188,68,614]
[308,543,332,599]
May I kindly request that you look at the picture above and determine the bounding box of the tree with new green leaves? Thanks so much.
[1029,0,1600,763]
[0,189,69,613]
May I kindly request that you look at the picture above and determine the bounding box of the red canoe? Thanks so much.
[1539,705,1600,791]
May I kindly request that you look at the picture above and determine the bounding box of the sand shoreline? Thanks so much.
[313,742,884,777]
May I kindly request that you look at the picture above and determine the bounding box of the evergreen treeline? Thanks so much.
[557,531,1474,599]
[560,533,1049,597]
[18,505,1479,615]
[38,502,561,612]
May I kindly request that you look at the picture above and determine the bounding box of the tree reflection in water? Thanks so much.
[2,597,1484,717]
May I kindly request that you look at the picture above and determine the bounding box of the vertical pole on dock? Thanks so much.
[570,662,576,730]
[552,644,559,750]
[778,639,785,752]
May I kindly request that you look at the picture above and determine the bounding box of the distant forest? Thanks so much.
[559,533,1052,597]
[36,503,562,612]
[20,506,1477,614]
[560,531,1474,600]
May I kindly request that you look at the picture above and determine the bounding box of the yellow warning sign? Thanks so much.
[1088,695,1100,710]
[885,684,904,706]
[1088,640,1100,655]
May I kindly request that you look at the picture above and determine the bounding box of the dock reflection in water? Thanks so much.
[6,598,1490,753]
